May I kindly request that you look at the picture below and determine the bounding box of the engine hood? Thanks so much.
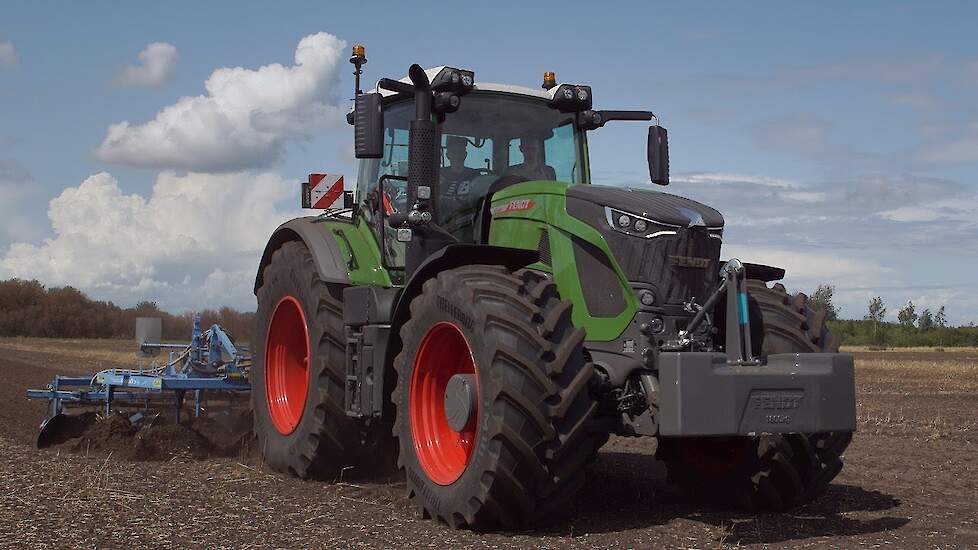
[566,185,724,228]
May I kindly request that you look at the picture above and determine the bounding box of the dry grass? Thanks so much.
[842,345,978,353]
[2,342,977,548]
[852,349,978,441]
[856,356,978,393]
[0,337,138,366]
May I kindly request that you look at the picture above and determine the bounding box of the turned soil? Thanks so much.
[1,339,975,549]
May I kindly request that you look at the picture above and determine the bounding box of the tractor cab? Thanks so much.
[354,70,591,263]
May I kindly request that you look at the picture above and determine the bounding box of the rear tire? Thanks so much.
[393,265,600,529]
[658,280,852,511]
[253,241,385,478]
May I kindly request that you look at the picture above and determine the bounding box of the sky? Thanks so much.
[1,2,977,323]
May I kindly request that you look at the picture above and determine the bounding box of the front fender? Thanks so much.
[386,244,538,363]
[741,262,786,283]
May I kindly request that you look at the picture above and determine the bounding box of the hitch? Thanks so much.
[677,258,757,365]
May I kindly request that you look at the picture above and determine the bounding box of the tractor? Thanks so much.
[251,45,856,529]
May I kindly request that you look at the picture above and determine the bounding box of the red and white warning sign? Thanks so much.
[304,173,345,209]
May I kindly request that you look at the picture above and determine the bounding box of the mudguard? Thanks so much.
[254,216,351,293]
[386,244,539,359]
[741,262,786,282]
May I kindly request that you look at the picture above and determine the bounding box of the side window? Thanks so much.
[355,102,412,270]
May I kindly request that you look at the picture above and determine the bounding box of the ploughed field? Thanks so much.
[1,338,976,549]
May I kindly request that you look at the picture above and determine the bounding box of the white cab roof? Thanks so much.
[372,66,556,100]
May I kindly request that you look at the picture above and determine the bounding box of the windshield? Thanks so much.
[356,92,587,266]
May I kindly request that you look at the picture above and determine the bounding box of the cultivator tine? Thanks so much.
[147,411,163,428]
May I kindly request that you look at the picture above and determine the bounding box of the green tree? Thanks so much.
[918,308,934,331]
[809,284,838,320]
[897,300,917,328]
[865,297,887,344]
[935,306,947,347]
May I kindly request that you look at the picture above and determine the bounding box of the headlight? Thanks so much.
[605,207,679,239]
[548,84,593,112]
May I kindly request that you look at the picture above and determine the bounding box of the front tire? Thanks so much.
[393,266,600,529]
[658,281,852,511]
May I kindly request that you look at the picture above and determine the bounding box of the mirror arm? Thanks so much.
[579,110,659,130]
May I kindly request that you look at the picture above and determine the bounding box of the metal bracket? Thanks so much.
[721,259,757,365]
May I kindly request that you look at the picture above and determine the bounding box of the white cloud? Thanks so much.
[0,171,302,311]
[114,42,178,88]
[675,172,799,189]
[723,245,890,287]
[675,171,968,229]
[879,196,978,223]
[95,32,347,172]
[0,41,17,67]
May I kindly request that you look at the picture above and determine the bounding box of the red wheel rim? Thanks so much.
[409,322,479,485]
[265,296,310,435]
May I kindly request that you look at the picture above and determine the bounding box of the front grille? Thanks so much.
[607,226,720,305]
[571,236,627,317]
[567,197,721,306]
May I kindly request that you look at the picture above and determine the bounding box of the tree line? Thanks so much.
[807,284,976,347]
[2,277,974,347]
[0,278,254,341]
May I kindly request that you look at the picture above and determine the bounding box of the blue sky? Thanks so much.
[1,2,977,323]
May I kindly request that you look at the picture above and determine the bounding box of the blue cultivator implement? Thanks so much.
[27,315,251,448]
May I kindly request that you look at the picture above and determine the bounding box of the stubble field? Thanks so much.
[0,338,975,549]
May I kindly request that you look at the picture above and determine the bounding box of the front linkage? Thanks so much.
[624,258,856,438]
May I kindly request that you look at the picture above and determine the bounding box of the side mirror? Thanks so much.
[354,93,384,159]
[648,125,669,185]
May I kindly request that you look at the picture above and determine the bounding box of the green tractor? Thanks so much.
[251,46,856,529]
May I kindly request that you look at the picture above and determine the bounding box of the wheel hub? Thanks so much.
[444,374,477,432]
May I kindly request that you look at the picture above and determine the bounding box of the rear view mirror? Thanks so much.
[354,93,384,159]
[648,125,669,185]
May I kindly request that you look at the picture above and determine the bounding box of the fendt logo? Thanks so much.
[490,199,535,215]
[751,393,804,410]
[669,255,710,269]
